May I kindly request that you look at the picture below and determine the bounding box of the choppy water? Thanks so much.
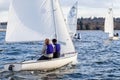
[0,30,120,80]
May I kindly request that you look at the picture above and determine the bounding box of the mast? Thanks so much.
[51,0,57,39]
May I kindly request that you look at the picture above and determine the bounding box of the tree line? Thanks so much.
[77,17,120,30]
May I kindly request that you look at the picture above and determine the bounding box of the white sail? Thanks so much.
[6,0,75,53]
[52,0,75,54]
[104,11,110,33]
[67,1,78,37]
[6,0,55,42]
[104,8,114,37]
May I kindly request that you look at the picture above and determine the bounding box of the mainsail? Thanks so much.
[104,8,114,37]
[67,1,78,37]
[6,0,75,54]
[6,0,55,42]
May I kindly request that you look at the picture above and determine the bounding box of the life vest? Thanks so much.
[55,44,60,53]
[46,44,53,54]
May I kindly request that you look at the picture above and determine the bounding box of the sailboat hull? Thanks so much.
[109,36,119,40]
[4,53,77,71]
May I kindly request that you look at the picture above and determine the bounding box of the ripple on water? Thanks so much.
[0,31,120,79]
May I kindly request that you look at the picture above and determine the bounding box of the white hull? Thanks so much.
[109,36,119,40]
[4,53,77,71]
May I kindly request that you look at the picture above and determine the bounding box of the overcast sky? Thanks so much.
[0,0,120,22]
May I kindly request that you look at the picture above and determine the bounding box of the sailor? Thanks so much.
[77,33,80,39]
[52,39,61,58]
[38,38,54,60]
[114,33,119,37]
[116,33,119,36]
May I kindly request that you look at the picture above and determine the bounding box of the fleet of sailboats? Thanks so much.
[2,0,120,72]
[4,0,78,71]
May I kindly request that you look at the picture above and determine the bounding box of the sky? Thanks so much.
[0,0,120,22]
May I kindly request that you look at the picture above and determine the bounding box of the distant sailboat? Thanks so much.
[67,1,81,40]
[4,0,78,71]
[104,7,119,40]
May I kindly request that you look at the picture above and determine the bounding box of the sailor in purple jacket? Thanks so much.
[38,38,54,60]
[52,39,61,58]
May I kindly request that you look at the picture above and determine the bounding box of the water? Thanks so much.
[0,30,120,80]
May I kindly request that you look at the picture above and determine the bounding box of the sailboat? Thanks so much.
[67,1,81,40]
[104,7,119,40]
[4,0,78,71]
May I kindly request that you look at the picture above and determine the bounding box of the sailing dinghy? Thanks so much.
[4,0,78,71]
[104,7,119,40]
[67,1,81,40]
